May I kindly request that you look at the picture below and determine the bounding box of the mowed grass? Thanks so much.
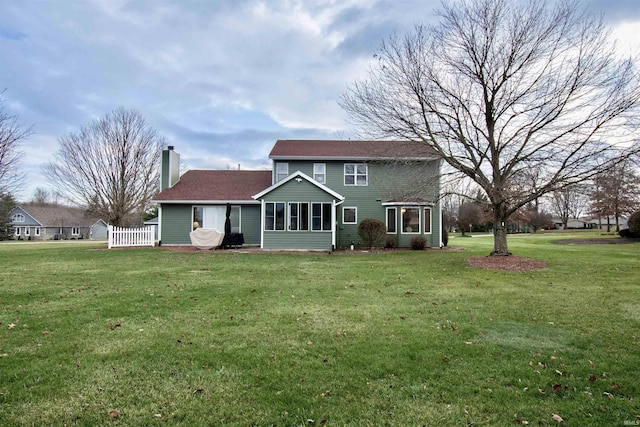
[0,232,638,426]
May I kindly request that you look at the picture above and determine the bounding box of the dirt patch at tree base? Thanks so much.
[466,256,547,272]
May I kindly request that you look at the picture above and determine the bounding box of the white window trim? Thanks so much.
[15,227,20,236]
[24,227,30,236]
[265,201,286,231]
[344,163,368,186]
[275,163,289,183]
[424,207,432,234]
[288,202,310,231]
[401,207,421,234]
[311,202,332,232]
[342,207,357,224]
[34,227,41,236]
[71,227,80,236]
[386,207,397,234]
[313,163,326,184]
[12,213,25,223]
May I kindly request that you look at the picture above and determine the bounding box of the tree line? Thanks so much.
[441,158,640,236]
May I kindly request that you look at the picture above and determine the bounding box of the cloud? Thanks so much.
[0,0,636,201]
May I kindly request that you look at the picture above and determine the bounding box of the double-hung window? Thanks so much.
[313,163,326,184]
[344,164,367,186]
[424,207,432,234]
[289,202,309,231]
[265,202,286,231]
[311,203,332,231]
[275,163,289,182]
[386,207,397,234]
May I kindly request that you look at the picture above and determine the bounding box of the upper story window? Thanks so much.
[313,163,326,184]
[275,162,289,182]
[12,213,25,223]
[344,164,367,186]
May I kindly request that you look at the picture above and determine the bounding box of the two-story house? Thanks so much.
[153,140,442,250]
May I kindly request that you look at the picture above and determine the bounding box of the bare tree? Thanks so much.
[588,158,640,232]
[341,0,640,255]
[46,108,166,226]
[0,93,32,194]
[548,184,589,229]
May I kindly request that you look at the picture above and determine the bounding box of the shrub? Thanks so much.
[628,210,640,236]
[619,229,635,238]
[358,218,387,249]
[385,236,396,249]
[411,236,426,250]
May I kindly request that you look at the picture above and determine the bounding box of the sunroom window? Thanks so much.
[311,203,332,231]
[265,202,286,231]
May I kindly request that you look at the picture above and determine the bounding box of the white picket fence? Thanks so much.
[108,225,155,249]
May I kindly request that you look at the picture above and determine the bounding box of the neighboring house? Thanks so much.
[9,204,106,240]
[552,217,623,230]
[153,141,442,250]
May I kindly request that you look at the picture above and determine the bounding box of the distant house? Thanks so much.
[9,204,107,240]
[553,217,626,230]
[153,141,443,250]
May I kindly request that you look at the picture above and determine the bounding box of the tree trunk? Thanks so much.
[491,209,511,256]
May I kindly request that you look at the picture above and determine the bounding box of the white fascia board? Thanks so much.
[381,201,434,206]
[253,170,345,201]
[270,155,437,161]
[153,200,261,205]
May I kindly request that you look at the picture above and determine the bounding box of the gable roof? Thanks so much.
[12,204,101,227]
[253,170,345,201]
[153,170,272,203]
[269,139,439,161]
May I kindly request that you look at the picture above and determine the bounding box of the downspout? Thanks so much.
[439,200,443,248]
[333,199,345,251]
[157,205,162,246]
[260,199,265,249]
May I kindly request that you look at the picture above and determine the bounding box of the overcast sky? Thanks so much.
[1,0,639,201]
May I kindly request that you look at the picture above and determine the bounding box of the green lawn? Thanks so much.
[0,232,638,426]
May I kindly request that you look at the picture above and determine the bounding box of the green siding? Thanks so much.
[160,205,192,245]
[263,230,332,251]
[259,178,337,250]
[240,205,261,245]
[160,203,262,246]
[270,159,442,249]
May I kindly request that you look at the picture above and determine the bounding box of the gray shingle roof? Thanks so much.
[18,204,102,227]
